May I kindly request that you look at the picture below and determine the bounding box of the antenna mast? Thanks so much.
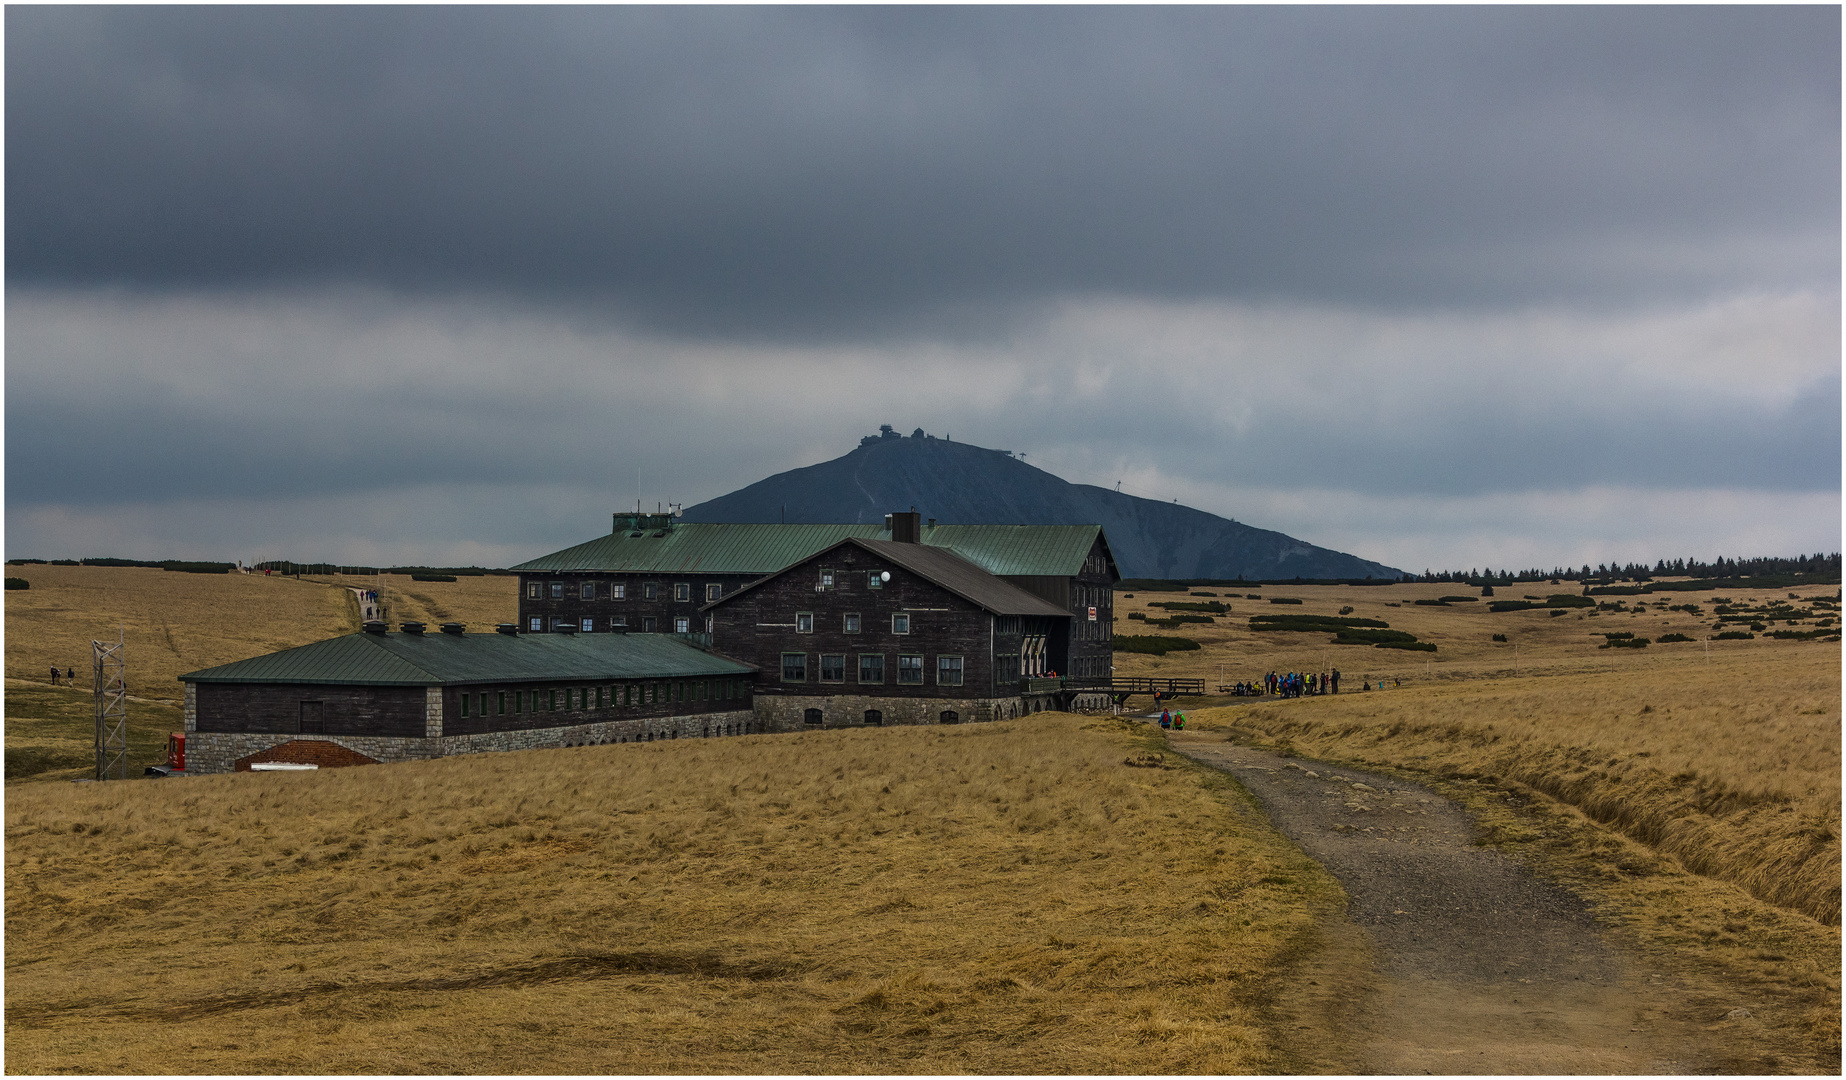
[93,627,128,780]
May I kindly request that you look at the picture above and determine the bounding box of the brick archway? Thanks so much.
[235,740,379,771]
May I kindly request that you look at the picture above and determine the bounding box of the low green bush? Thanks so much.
[1332,628,1419,645]
[6,558,47,565]
[1439,596,1480,603]
[1491,633,1507,642]
[1149,600,1228,613]
[1113,635,1203,656]
[1588,585,1647,596]
[4,578,27,590]
[1249,614,1391,632]
[1127,611,1147,621]
[1413,599,1450,606]
[1487,601,1537,612]
[1338,606,1354,615]
[1601,632,1635,640]
[1268,597,1303,605]
[1376,641,1437,652]
[1769,629,1835,641]
[1599,637,1650,649]
[1657,633,1694,643]
[1547,595,1595,608]
[1714,631,1754,640]
[1549,610,1567,617]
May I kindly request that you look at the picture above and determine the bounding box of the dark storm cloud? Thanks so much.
[8,5,1837,338]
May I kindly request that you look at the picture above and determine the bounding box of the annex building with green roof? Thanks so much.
[178,624,759,774]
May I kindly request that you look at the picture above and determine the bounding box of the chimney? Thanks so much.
[496,623,519,635]
[440,622,465,635]
[889,509,922,544]
[362,620,388,635]
[400,621,426,635]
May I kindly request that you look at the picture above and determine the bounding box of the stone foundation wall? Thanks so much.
[185,708,758,774]
[753,693,1031,732]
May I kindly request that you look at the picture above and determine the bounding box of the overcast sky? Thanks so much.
[7,6,1839,572]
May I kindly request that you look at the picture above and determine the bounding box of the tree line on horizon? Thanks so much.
[1412,551,1841,586]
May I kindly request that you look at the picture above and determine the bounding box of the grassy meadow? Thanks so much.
[5,714,1343,1074]
[4,566,517,783]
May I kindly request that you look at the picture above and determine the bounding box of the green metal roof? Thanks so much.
[179,631,755,687]
[512,522,1112,579]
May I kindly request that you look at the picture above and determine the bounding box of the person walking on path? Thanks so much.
[49,665,59,686]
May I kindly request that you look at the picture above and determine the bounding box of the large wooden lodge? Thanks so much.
[178,510,1121,772]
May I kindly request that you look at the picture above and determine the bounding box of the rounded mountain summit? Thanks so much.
[682,428,1402,581]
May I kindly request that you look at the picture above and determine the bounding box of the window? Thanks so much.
[596,686,606,708]
[548,690,557,712]
[581,618,595,633]
[843,613,860,634]
[706,583,722,602]
[858,653,884,684]
[864,709,883,726]
[611,616,627,630]
[868,571,883,589]
[612,583,627,600]
[642,616,657,632]
[479,692,488,716]
[820,654,846,682]
[674,583,691,602]
[940,710,961,724]
[675,616,690,634]
[644,583,657,601]
[937,655,964,686]
[513,691,524,713]
[819,568,834,589]
[550,582,564,599]
[526,582,540,600]
[892,613,911,634]
[460,694,470,718]
[529,616,542,632]
[898,654,924,684]
[581,582,595,600]
[782,652,808,682]
[804,708,824,726]
[796,612,814,634]
[497,691,506,715]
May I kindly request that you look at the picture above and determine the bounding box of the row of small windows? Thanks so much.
[794,612,910,634]
[802,708,958,725]
[527,616,709,634]
[526,581,726,603]
[455,677,749,718]
[815,568,884,591]
[781,652,961,686]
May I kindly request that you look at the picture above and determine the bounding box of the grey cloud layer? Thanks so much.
[9,6,1838,337]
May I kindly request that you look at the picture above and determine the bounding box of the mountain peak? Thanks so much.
[684,432,1400,579]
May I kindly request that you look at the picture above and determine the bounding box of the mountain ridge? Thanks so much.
[681,429,1402,581]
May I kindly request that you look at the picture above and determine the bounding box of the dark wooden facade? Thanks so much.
[440,674,750,736]
[517,572,751,636]
[195,683,427,738]
[706,542,1063,702]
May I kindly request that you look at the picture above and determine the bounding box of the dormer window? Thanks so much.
[819,568,835,589]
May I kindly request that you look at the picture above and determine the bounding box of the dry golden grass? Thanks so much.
[5,714,1343,1074]
[1113,579,1839,690]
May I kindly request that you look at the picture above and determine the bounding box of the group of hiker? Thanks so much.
[1263,669,1341,697]
[1157,708,1187,730]
[48,665,76,686]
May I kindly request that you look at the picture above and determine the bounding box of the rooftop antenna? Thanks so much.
[93,626,128,781]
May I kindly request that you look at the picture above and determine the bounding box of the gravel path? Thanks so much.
[1167,729,1716,1074]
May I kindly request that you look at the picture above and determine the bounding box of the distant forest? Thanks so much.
[1412,552,1841,586]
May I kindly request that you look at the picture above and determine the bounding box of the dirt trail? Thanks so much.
[1169,730,1733,1074]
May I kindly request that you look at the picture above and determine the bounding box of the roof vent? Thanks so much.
[400,621,426,635]
[440,622,465,635]
[555,622,577,634]
[629,531,643,538]
[362,620,388,635]
[495,623,519,635]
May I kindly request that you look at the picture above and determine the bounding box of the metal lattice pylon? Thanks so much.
[93,629,128,781]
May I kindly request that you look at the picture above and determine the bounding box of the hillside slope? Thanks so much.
[683,431,1401,580]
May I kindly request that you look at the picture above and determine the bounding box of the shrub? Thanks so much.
[1414,599,1451,606]
[1769,629,1835,641]
[1487,601,1537,612]
[1549,610,1567,618]
[4,578,28,590]
[1122,593,1133,599]
[411,574,458,583]
[1128,611,1147,621]
[1588,585,1648,596]
[1491,633,1507,642]
[1546,595,1595,608]
[1480,585,1494,596]
[1749,623,1767,632]
[1189,591,1217,597]
[1149,600,1228,613]
[1376,641,1437,652]
[1440,596,1481,603]
[1599,637,1650,649]
[1338,606,1354,615]
[1602,632,1635,640]
[1714,631,1754,640]
[1268,597,1303,605]
[1657,633,1694,643]
[1332,628,1419,645]
[1249,614,1390,632]
[6,558,47,565]
[1112,635,1202,656]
